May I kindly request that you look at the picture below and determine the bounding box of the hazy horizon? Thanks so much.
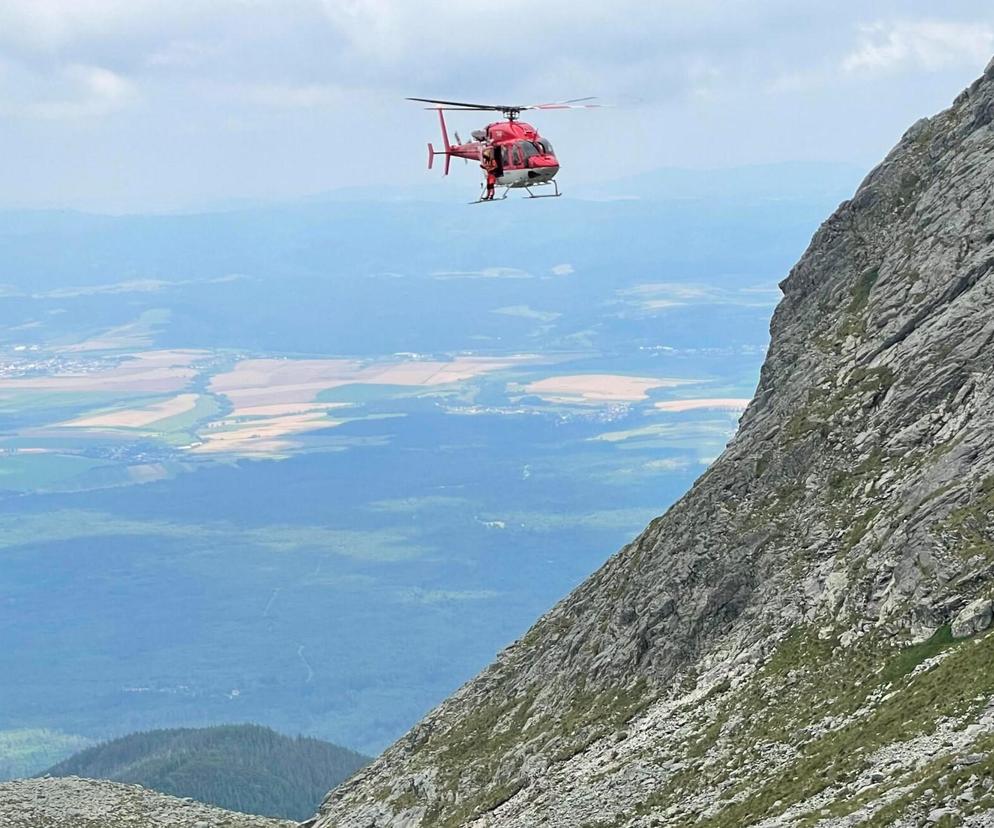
[1,2,994,212]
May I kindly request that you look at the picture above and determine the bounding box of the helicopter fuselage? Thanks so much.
[413,95,603,199]
[430,117,560,188]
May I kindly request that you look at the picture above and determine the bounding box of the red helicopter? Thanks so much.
[407,97,602,203]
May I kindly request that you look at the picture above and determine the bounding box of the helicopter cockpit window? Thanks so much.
[518,140,553,160]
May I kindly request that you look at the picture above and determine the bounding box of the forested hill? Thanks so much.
[42,724,369,821]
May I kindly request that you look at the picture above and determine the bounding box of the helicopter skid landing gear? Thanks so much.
[471,188,509,205]
[524,179,561,199]
[470,181,561,204]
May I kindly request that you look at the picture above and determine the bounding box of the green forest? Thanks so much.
[42,724,369,821]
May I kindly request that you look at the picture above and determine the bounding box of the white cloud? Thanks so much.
[843,20,994,74]
[145,39,219,70]
[7,62,136,119]
[0,1,195,54]
[550,264,574,276]
[1,2,994,208]
[241,82,347,109]
[318,0,407,62]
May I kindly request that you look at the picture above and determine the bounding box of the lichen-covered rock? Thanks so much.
[312,60,994,828]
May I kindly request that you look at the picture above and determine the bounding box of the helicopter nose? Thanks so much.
[527,165,559,182]
[529,155,559,171]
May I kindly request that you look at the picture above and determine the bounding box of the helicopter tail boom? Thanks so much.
[437,108,452,152]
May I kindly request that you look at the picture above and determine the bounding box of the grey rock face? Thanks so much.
[0,777,295,828]
[951,598,994,638]
[315,56,994,828]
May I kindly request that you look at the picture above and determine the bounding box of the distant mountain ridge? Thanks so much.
[251,161,865,207]
[42,724,368,822]
[575,161,866,204]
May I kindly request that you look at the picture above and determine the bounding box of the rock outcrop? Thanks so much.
[0,776,296,828]
[951,598,993,639]
[314,58,994,827]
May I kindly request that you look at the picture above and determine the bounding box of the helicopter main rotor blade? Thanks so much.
[408,95,608,115]
[407,97,504,111]
[525,97,606,110]
[418,107,500,112]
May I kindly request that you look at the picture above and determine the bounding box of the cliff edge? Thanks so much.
[315,57,994,828]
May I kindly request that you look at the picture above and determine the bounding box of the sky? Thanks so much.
[1,1,993,212]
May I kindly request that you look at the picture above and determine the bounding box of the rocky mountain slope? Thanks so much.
[313,59,994,827]
[0,776,295,828]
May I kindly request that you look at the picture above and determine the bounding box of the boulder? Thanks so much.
[951,599,993,639]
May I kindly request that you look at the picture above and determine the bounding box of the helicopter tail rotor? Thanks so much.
[430,107,453,174]
[427,143,452,175]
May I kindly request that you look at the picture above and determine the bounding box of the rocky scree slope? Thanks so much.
[0,776,296,828]
[314,62,994,828]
